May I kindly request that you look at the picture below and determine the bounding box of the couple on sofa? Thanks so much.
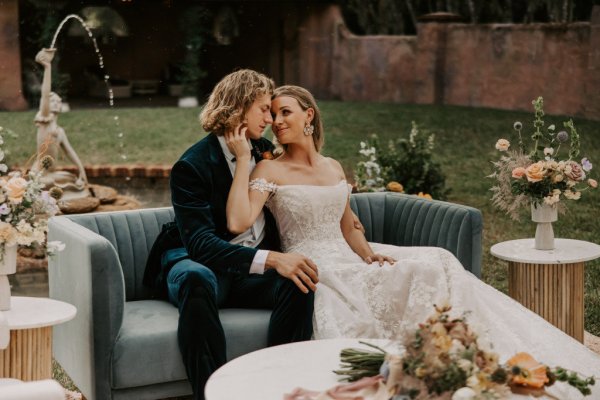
[154,70,600,399]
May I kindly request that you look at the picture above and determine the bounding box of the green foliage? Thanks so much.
[377,121,450,200]
[177,6,211,97]
[340,0,595,35]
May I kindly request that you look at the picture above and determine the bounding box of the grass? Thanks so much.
[2,102,600,331]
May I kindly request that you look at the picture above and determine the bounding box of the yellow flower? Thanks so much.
[418,192,432,200]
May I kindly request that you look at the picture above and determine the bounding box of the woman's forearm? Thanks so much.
[343,228,374,261]
[226,158,253,234]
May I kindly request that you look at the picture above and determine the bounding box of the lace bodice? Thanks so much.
[250,179,350,256]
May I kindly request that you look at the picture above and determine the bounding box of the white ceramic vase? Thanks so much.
[531,203,558,250]
[0,244,18,311]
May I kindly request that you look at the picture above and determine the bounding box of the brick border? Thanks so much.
[57,164,172,178]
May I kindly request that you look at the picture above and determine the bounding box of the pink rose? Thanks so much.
[525,162,546,183]
[512,167,526,179]
[564,161,586,181]
[588,178,598,188]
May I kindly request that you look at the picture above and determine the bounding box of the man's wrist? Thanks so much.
[264,251,282,270]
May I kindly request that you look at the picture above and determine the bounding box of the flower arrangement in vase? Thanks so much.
[0,127,64,310]
[489,97,596,250]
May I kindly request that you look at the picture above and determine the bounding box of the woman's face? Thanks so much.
[243,93,272,140]
[271,96,313,145]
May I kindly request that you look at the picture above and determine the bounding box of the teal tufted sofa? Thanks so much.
[48,192,482,400]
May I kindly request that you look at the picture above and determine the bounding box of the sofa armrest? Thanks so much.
[351,192,483,277]
[48,216,126,400]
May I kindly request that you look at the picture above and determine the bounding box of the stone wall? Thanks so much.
[291,5,600,120]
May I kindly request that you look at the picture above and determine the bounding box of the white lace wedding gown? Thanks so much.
[251,179,600,398]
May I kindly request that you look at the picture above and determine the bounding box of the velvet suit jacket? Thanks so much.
[169,133,279,276]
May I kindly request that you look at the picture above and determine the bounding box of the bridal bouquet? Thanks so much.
[286,305,595,400]
[489,97,596,220]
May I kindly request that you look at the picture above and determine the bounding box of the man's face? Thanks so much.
[244,93,272,140]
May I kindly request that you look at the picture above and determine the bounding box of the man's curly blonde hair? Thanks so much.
[200,69,275,136]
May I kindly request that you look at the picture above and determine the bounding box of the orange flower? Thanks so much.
[386,181,404,193]
[506,352,549,389]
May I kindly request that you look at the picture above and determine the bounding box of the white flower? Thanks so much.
[0,150,5,162]
[457,359,472,372]
[0,164,7,174]
[452,387,477,400]
[543,189,561,205]
[543,147,554,156]
[495,139,510,151]
[47,241,66,256]
[548,124,556,131]
[564,190,581,200]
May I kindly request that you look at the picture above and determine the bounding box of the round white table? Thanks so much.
[491,238,600,342]
[0,296,76,380]
[205,338,396,400]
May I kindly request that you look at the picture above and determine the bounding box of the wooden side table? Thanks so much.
[491,238,600,342]
[0,297,76,380]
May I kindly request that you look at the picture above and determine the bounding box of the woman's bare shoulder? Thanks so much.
[251,159,280,183]
[324,157,346,178]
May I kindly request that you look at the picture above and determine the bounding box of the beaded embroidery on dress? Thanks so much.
[249,178,600,399]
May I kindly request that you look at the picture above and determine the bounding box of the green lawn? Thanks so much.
[2,102,600,335]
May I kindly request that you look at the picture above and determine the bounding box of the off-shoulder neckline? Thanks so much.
[252,179,347,189]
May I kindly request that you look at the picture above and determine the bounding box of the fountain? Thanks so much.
[30,15,134,213]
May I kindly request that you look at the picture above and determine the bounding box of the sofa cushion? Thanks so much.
[112,301,271,389]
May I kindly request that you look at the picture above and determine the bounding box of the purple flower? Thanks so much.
[582,158,593,172]
[379,360,390,380]
[0,204,10,215]
[556,131,569,143]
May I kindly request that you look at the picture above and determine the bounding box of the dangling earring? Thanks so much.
[303,124,314,136]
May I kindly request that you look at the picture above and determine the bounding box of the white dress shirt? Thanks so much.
[217,136,269,274]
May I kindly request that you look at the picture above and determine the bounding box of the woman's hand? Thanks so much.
[224,123,251,161]
[364,253,396,266]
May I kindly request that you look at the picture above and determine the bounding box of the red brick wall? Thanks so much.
[291,5,600,120]
[0,0,28,111]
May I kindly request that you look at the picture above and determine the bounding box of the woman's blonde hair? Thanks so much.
[200,69,275,136]
[272,85,324,152]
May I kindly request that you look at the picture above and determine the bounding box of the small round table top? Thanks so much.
[205,338,396,400]
[491,238,600,264]
[3,296,76,330]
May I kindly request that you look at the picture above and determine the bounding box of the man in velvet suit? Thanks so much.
[165,70,319,400]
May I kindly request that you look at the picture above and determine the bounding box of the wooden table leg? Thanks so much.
[508,261,584,342]
[0,326,52,380]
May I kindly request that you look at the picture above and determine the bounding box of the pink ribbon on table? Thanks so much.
[284,375,390,400]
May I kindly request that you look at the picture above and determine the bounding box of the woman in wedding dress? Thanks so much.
[224,85,600,398]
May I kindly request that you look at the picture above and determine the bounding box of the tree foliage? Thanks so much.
[340,0,597,35]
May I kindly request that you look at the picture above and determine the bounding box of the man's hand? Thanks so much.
[265,252,319,294]
[224,123,251,161]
